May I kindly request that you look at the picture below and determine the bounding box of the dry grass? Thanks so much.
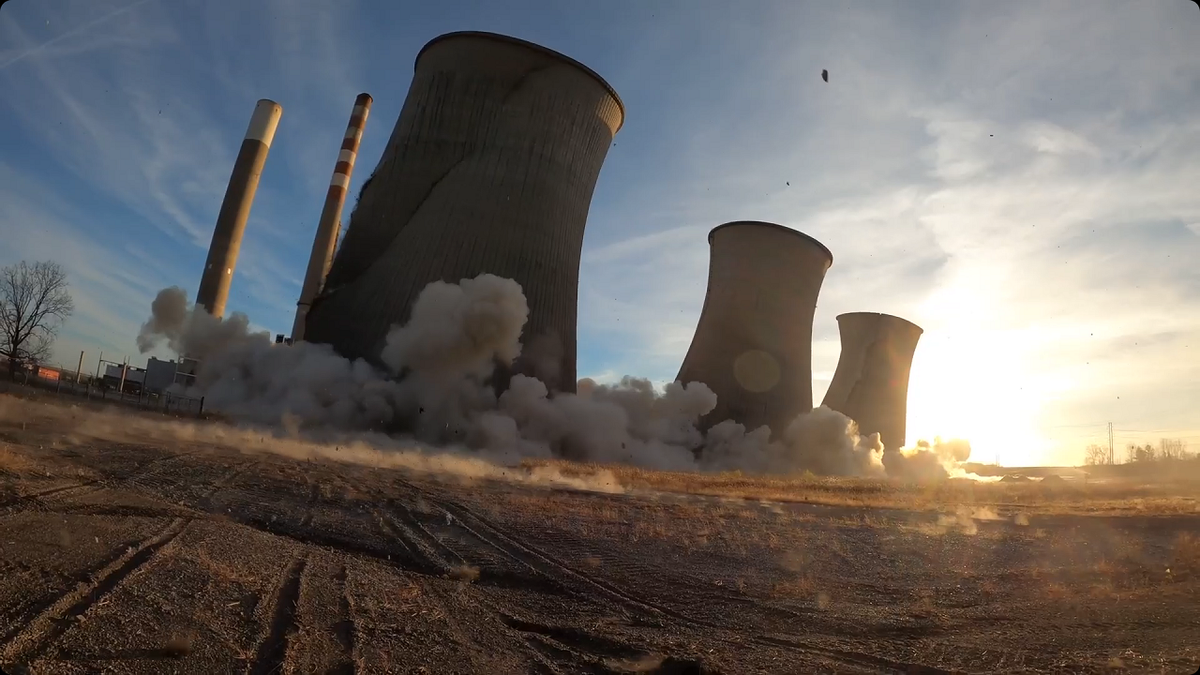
[604,655,665,673]
[5,391,1198,520]
[191,549,261,588]
[770,574,817,598]
[0,443,42,476]
[1170,532,1200,577]
[523,458,1200,517]
[911,590,937,615]
[447,564,480,583]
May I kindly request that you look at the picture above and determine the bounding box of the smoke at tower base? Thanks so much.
[136,275,968,479]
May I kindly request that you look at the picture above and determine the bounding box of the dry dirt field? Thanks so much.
[0,391,1198,674]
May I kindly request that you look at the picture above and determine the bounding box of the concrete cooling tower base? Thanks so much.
[676,221,833,437]
[821,312,923,452]
[304,32,624,393]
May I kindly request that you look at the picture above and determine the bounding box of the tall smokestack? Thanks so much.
[195,99,283,319]
[304,32,624,392]
[291,93,372,341]
[676,221,833,437]
[822,312,923,452]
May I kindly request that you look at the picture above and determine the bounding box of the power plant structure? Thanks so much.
[291,93,374,342]
[303,31,625,392]
[196,99,283,319]
[676,221,834,437]
[821,312,923,452]
[176,31,929,453]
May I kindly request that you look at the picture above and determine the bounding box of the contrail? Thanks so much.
[0,0,157,72]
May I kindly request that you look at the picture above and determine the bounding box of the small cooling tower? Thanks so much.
[822,312,923,452]
[303,31,624,392]
[676,221,833,437]
[196,99,282,318]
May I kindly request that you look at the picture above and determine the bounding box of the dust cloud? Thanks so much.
[136,275,971,479]
[0,393,624,494]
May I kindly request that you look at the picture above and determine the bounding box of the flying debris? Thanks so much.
[821,69,829,82]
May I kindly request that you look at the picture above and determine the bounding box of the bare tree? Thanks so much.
[1159,438,1189,461]
[0,260,74,377]
[1084,444,1110,466]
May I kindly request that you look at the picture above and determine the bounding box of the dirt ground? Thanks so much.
[0,392,1198,674]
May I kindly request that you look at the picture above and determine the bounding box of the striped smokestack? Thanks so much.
[196,98,283,319]
[291,93,372,341]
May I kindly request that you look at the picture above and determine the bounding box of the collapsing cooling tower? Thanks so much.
[196,99,283,319]
[291,93,373,342]
[304,31,625,392]
[676,222,833,437]
[821,312,923,452]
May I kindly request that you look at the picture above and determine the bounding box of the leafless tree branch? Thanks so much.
[0,260,74,374]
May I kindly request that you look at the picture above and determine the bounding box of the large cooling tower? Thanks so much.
[676,222,833,437]
[821,312,923,452]
[304,31,624,392]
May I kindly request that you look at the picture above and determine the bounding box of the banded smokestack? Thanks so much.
[291,93,373,341]
[196,98,283,318]
[822,312,923,452]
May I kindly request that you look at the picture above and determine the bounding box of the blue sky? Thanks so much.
[2,0,1199,465]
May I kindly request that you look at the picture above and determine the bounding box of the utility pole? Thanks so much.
[75,350,85,387]
[1108,422,1114,465]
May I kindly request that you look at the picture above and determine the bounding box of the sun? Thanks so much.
[903,288,1069,467]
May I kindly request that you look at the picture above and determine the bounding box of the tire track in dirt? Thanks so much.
[0,460,259,669]
[0,517,190,666]
[340,478,565,674]
[420,486,963,675]
[421,488,673,621]
[299,478,320,528]
[331,564,358,675]
[372,507,453,576]
[374,483,666,673]
[249,553,308,675]
[197,460,262,514]
[0,481,100,513]
[112,449,204,488]
[15,459,261,521]
[0,450,214,517]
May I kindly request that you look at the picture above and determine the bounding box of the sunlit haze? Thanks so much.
[2,1,1199,466]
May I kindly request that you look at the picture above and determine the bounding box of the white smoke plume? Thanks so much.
[695,406,884,476]
[885,437,974,480]
[138,287,406,430]
[135,275,963,479]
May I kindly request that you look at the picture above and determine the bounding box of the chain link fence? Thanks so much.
[4,363,206,418]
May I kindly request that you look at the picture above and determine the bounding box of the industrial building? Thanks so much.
[676,221,833,437]
[821,312,923,452]
[145,357,182,393]
[196,99,283,319]
[303,31,625,392]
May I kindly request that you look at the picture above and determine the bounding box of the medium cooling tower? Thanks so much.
[676,222,833,436]
[303,31,624,392]
[196,99,282,318]
[821,312,923,452]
